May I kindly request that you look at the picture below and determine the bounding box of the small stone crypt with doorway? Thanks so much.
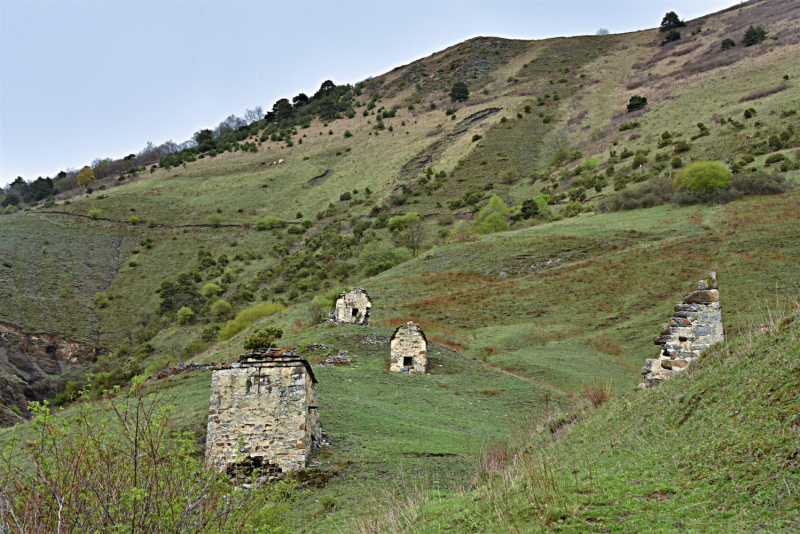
[390,321,428,374]
[205,349,321,476]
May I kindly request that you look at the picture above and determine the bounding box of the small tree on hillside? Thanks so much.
[742,25,768,46]
[76,166,96,187]
[721,38,736,50]
[397,218,427,257]
[659,11,685,32]
[450,81,469,102]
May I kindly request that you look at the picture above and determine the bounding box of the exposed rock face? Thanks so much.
[641,272,724,388]
[333,288,371,325]
[0,323,97,426]
[205,351,321,475]
[390,322,428,374]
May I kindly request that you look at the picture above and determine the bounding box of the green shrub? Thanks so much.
[210,298,233,322]
[631,153,648,169]
[176,306,195,325]
[0,397,288,530]
[205,213,224,227]
[344,130,352,138]
[287,225,305,235]
[357,241,412,277]
[128,260,138,267]
[721,38,736,50]
[768,135,783,151]
[472,195,510,234]
[673,140,690,153]
[243,327,283,351]
[128,216,139,225]
[217,301,285,341]
[673,160,732,197]
[618,121,640,132]
[472,134,482,142]
[765,153,785,164]
[202,283,223,299]
[577,157,599,172]
[562,200,584,218]
[627,95,647,112]
[660,30,681,46]
[475,212,509,233]
[256,216,286,230]
[88,209,102,220]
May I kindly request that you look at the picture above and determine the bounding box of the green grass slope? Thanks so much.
[0,1,799,530]
[355,306,800,532]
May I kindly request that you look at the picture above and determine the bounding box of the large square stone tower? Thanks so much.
[205,350,321,475]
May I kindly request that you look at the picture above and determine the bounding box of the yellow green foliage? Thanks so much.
[217,301,285,341]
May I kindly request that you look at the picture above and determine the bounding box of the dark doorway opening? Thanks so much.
[403,356,413,367]
[226,456,282,479]
[352,308,359,318]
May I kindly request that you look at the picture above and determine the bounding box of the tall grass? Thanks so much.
[582,379,613,408]
[217,301,285,341]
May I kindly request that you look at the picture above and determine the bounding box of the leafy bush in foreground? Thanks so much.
[0,395,289,533]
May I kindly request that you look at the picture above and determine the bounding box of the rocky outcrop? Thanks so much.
[640,272,724,388]
[0,323,99,425]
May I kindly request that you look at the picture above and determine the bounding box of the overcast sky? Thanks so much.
[0,0,740,187]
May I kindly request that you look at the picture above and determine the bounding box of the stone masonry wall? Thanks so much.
[640,272,724,388]
[390,322,428,374]
[334,288,372,325]
[205,357,320,474]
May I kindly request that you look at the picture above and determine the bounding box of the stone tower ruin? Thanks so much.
[390,321,428,374]
[205,349,321,475]
[640,272,724,388]
[334,287,372,325]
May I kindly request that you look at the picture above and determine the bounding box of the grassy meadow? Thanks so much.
[1,0,800,530]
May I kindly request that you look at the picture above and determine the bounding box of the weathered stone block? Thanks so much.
[205,353,321,475]
[684,289,719,304]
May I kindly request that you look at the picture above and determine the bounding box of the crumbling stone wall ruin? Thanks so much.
[390,321,428,374]
[205,349,321,475]
[640,272,724,388]
[333,287,371,325]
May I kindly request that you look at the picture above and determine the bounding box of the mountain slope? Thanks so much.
[1,1,800,530]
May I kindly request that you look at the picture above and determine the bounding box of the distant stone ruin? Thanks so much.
[390,322,428,374]
[205,349,321,476]
[640,272,724,388]
[333,287,372,325]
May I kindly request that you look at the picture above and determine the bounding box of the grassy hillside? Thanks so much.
[354,303,800,533]
[1,0,799,531]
